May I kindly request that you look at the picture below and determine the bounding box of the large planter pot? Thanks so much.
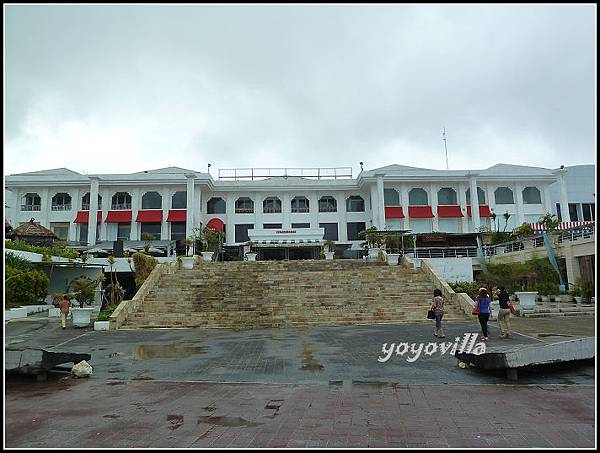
[246,253,258,261]
[71,308,95,327]
[201,252,215,262]
[367,248,381,260]
[490,303,500,320]
[324,251,335,260]
[387,254,400,266]
[94,321,110,331]
[515,292,538,309]
[180,256,195,269]
[574,296,583,304]
[48,308,61,318]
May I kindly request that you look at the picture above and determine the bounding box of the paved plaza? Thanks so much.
[4,314,597,448]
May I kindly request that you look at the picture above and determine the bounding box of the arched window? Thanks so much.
[171,191,187,209]
[291,196,309,213]
[409,188,428,206]
[437,188,458,205]
[142,191,162,209]
[384,189,400,206]
[111,192,132,210]
[346,196,365,212]
[522,187,542,204]
[318,196,337,212]
[82,192,102,210]
[207,197,226,214]
[263,197,282,213]
[465,187,486,205]
[494,187,514,205]
[235,197,254,213]
[21,193,41,211]
[52,193,72,211]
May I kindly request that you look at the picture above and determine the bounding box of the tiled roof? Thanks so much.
[13,220,58,238]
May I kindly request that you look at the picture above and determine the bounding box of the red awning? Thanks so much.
[73,211,103,223]
[105,211,132,223]
[166,210,187,222]
[437,205,464,218]
[408,206,434,218]
[466,205,493,218]
[206,218,225,232]
[136,210,163,223]
[384,206,405,219]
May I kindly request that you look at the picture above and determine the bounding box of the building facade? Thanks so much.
[548,164,595,223]
[4,164,572,250]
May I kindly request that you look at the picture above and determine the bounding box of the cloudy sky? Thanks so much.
[4,4,596,178]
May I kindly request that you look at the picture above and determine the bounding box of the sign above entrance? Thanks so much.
[276,230,296,234]
[248,227,324,243]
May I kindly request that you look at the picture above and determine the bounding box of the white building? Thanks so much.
[4,163,577,256]
[548,164,595,222]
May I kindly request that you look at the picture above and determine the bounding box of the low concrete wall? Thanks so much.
[109,260,178,329]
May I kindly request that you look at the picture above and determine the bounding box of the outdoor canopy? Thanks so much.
[206,218,225,232]
[105,211,132,223]
[408,206,435,218]
[136,210,163,223]
[166,209,186,222]
[466,205,493,217]
[437,206,464,218]
[384,206,405,218]
[73,211,103,223]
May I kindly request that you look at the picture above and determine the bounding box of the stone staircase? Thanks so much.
[122,260,470,329]
[517,301,595,318]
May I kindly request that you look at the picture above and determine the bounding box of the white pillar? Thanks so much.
[282,192,291,228]
[543,184,553,216]
[338,192,348,242]
[369,184,379,229]
[87,178,99,246]
[225,193,235,245]
[185,174,195,241]
[68,187,80,242]
[11,188,20,228]
[400,184,410,231]
[515,182,525,226]
[557,169,571,222]
[470,177,480,232]
[99,188,109,241]
[376,175,385,229]
[161,186,170,240]
[309,191,319,229]
[40,188,50,228]
[130,188,140,241]
[254,191,263,231]
[430,184,439,232]
[459,183,469,233]
[486,183,497,230]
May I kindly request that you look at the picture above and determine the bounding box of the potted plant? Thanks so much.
[69,275,103,327]
[581,281,594,304]
[245,241,258,261]
[141,232,155,253]
[359,226,384,260]
[94,306,115,331]
[571,284,582,304]
[323,240,335,260]
[181,237,196,269]
[385,234,401,266]
[201,226,223,262]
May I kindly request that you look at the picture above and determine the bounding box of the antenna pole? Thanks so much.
[442,127,449,170]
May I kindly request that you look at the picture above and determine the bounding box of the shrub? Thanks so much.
[69,276,97,308]
[5,266,49,306]
[5,252,35,271]
[449,281,480,300]
[96,307,115,322]
[5,239,79,259]
[132,252,158,288]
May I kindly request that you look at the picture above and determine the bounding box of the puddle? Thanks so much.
[197,416,264,427]
[130,342,208,361]
[300,341,324,372]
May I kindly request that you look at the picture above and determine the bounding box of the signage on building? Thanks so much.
[276,230,297,234]
[422,234,446,242]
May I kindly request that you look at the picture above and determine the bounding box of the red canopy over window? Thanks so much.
[136,210,163,223]
[73,211,102,223]
[384,207,405,219]
[437,206,463,218]
[408,206,434,218]
[166,210,186,222]
[206,218,225,232]
[466,205,493,218]
[105,211,132,223]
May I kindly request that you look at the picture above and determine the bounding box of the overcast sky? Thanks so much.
[4,4,596,178]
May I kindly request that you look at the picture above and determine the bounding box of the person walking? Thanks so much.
[497,286,512,339]
[59,295,70,330]
[476,288,492,341]
[432,288,445,338]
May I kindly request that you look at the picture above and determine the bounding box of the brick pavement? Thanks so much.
[5,378,595,448]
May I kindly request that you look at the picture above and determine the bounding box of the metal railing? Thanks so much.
[412,247,479,258]
[557,223,595,243]
[111,203,132,210]
[21,205,41,211]
[219,167,353,181]
[51,204,72,211]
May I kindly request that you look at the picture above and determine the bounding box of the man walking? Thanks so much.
[59,295,70,330]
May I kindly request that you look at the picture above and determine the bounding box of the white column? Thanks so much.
[225,193,235,245]
[338,192,348,242]
[309,191,319,229]
[557,169,571,222]
[376,175,385,229]
[68,187,80,242]
[99,188,109,241]
[369,184,379,229]
[161,186,170,240]
[11,188,20,227]
[470,177,480,232]
[282,192,291,228]
[515,182,525,226]
[185,174,195,241]
[459,183,469,233]
[130,187,140,241]
[430,184,439,232]
[486,183,497,230]
[254,191,263,231]
[87,178,99,246]
[40,188,50,228]
[400,184,410,231]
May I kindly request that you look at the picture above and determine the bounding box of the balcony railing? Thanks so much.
[411,247,479,258]
[319,206,338,213]
[263,207,282,214]
[111,203,132,210]
[235,208,254,214]
[21,205,41,211]
[291,207,310,213]
[51,204,72,211]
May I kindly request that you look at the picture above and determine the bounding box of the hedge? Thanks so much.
[5,239,79,259]
[5,266,49,306]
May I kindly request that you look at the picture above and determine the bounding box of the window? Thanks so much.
[140,222,161,240]
[235,197,254,213]
[320,223,338,241]
[494,187,514,205]
[291,223,310,229]
[409,188,428,206]
[263,223,282,229]
[79,223,100,243]
[50,222,69,240]
[522,187,542,205]
[263,197,282,213]
[117,223,131,241]
[437,188,458,205]
[81,193,102,210]
[556,203,562,221]
[207,197,226,214]
[318,196,337,212]
[171,191,187,209]
[465,187,486,205]
[235,224,254,243]
[112,192,132,210]
[346,196,365,212]
[291,196,310,213]
[170,222,186,241]
[384,189,400,206]
[51,193,72,211]
[21,193,41,211]
[582,203,595,221]
[568,203,579,222]
[142,191,162,209]
[347,222,366,240]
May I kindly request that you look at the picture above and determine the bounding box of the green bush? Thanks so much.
[69,276,97,308]
[5,266,49,306]
[132,252,158,288]
[5,252,35,271]
[449,281,480,299]
[96,307,115,322]
[476,257,564,294]
[5,239,79,259]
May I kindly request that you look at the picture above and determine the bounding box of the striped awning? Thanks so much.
[251,239,324,248]
[513,221,594,233]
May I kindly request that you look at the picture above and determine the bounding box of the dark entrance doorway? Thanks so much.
[258,247,320,260]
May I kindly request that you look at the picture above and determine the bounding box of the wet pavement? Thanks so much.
[4,314,596,447]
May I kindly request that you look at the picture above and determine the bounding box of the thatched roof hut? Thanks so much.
[12,218,59,246]
[5,220,15,239]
